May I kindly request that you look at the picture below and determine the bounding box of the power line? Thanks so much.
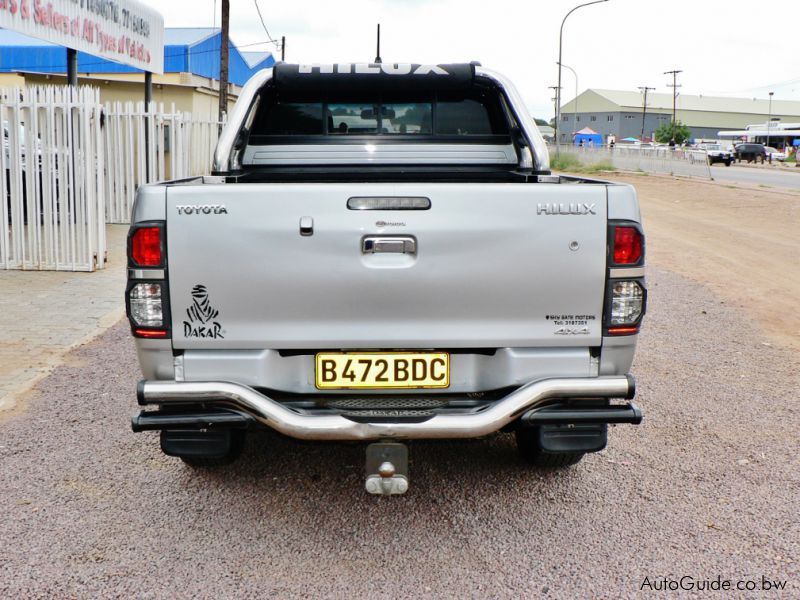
[708,75,800,95]
[253,0,281,47]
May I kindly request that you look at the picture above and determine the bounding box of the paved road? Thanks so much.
[708,165,800,189]
[0,225,127,409]
[0,266,797,598]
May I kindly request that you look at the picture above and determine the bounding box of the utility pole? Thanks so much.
[218,0,230,129]
[638,86,655,141]
[767,91,774,149]
[375,24,382,63]
[664,69,682,144]
[549,86,560,142]
[66,48,78,87]
[281,36,286,61]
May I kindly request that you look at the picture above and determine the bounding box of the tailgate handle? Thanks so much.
[362,236,416,254]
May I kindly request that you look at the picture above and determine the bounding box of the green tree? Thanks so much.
[534,117,549,127]
[654,120,691,144]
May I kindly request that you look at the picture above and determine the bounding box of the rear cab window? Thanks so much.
[248,90,510,142]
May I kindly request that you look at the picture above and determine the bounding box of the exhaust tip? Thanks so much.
[625,374,636,400]
[137,380,147,406]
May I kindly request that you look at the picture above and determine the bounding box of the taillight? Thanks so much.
[605,220,646,336]
[613,226,642,264]
[127,221,170,338]
[131,227,162,267]
[605,279,646,336]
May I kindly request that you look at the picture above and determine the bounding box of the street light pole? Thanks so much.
[556,0,609,154]
[558,62,578,141]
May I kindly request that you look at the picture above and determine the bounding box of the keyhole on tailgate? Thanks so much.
[569,241,580,251]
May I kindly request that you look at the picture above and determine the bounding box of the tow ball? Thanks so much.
[365,442,409,495]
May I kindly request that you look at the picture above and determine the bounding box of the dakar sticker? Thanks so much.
[183,285,224,339]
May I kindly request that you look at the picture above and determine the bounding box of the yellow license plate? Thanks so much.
[315,352,450,390]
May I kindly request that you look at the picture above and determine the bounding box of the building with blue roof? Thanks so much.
[0,27,275,119]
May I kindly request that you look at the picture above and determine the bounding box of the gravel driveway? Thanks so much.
[0,266,797,598]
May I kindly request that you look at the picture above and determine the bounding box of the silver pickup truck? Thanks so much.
[128,63,646,494]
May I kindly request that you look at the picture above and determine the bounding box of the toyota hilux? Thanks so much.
[127,62,646,494]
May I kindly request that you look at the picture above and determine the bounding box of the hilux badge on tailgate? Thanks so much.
[537,203,596,215]
[183,285,224,339]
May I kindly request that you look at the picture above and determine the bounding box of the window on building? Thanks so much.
[590,116,597,122]
[562,115,568,121]
[576,116,581,122]
[607,115,613,121]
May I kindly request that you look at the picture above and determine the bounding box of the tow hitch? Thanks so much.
[365,443,409,495]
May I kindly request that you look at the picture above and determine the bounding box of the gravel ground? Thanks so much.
[0,266,798,598]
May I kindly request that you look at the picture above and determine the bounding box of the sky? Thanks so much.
[144,0,800,120]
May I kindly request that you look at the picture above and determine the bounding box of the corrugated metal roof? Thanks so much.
[164,28,221,46]
[0,27,275,85]
[0,27,58,46]
[241,51,272,68]
[590,89,800,116]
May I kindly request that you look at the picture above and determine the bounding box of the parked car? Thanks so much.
[127,62,646,494]
[764,146,786,162]
[734,143,767,163]
[692,143,733,166]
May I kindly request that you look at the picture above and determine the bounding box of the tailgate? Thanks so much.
[166,182,607,349]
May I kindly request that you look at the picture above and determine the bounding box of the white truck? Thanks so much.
[127,63,646,494]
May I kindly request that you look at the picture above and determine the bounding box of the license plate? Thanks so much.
[315,352,450,390]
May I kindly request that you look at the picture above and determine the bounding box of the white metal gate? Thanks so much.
[1,86,106,271]
[103,102,222,224]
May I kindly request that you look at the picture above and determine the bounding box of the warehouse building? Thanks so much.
[558,89,800,144]
[0,27,275,119]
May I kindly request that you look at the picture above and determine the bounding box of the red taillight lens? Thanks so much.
[613,227,642,264]
[131,227,162,267]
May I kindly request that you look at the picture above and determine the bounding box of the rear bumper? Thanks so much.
[133,376,640,441]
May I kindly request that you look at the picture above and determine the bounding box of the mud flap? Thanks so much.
[537,424,608,453]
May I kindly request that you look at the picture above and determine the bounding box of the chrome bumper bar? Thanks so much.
[137,376,635,441]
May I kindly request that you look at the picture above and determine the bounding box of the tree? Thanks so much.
[654,120,691,144]
[534,117,549,127]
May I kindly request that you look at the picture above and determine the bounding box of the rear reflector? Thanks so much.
[134,328,168,339]
[613,227,642,264]
[131,227,162,267]
[607,326,639,336]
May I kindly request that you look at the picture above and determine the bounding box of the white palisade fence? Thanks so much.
[1,86,106,271]
[2,87,222,271]
[103,102,222,224]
